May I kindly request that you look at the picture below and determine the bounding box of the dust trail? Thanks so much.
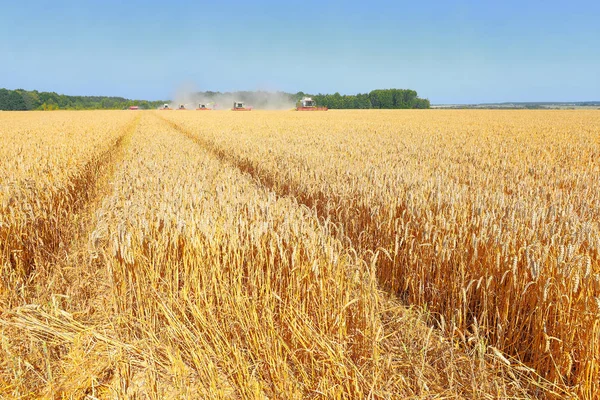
[168,82,296,110]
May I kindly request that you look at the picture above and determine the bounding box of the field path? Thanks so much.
[1,113,139,306]
[0,113,140,396]
[38,113,140,308]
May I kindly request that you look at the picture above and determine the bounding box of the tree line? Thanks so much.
[0,88,429,110]
[299,89,430,109]
[0,88,167,111]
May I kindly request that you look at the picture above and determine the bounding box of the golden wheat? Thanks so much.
[2,109,597,398]
[159,109,600,398]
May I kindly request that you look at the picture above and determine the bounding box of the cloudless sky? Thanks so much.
[1,0,598,103]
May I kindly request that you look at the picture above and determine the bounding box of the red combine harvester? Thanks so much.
[196,103,212,110]
[297,97,328,111]
[232,101,252,111]
[159,104,172,110]
[176,104,187,110]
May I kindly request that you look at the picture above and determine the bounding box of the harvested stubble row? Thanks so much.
[159,109,600,398]
[0,111,137,307]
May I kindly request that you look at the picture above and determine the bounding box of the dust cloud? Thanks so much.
[167,82,296,110]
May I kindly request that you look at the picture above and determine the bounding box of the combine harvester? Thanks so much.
[176,104,187,110]
[232,101,252,111]
[196,103,213,110]
[159,103,172,110]
[296,97,328,111]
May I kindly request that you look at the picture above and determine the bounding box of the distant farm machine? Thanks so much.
[197,103,212,110]
[296,97,328,111]
[159,103,215,110]
[232,101,252,111]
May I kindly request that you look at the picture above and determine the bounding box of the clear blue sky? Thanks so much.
[1,0,598,103]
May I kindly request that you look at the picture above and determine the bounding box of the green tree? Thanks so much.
[4,91,28,110]
[356,93,372,109]
[15,89,41,110]
[0,89,10,110]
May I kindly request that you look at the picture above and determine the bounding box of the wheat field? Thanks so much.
[1,110,598,399]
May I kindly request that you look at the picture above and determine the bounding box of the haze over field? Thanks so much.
[170,83,296,110]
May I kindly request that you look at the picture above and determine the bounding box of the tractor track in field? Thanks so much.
[153,112,347,235]
[0,114,142,397]
[154,114,363,227]
[2,114,140,304]
[154,112,398,289]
